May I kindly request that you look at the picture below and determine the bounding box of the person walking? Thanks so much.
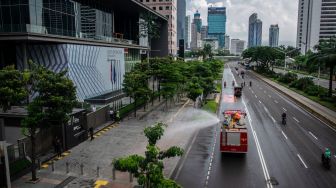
[56,138,62,158]
[89,127,94,141]
[116,111,120,123]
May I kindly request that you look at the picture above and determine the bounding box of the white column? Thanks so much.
[0,141,11,188]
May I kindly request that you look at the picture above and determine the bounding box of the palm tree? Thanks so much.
[309,37,336,97]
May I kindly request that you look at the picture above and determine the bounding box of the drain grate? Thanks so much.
[55,176,76,188]
[267,177,279,186]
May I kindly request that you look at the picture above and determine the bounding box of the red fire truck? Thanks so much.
[220,110,248,153]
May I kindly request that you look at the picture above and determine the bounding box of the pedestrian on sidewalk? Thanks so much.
[89,127,94,141]
[116,111,120,123]
[109,109,114,121]
[56,138,62,158]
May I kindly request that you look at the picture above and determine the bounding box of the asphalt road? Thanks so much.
[174,61,336,188]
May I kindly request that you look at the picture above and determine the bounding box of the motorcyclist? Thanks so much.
[324,148,331,159]
[281,112,287,124]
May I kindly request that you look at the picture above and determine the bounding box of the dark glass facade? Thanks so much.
[0,0,117,41]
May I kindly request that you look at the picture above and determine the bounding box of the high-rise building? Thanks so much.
[225,35,230,50]
[269,24,279,47]
[185,15,191,49]
[201,26,208,40]
[296,0,336,54]
[139,0,178,55]
[191,11,202,49]
[0,0,168,103]
[231,39,245,55]
[193,10,202,33]
[177,0,186,47]
[248,13,262,48]
[208,7,226,49]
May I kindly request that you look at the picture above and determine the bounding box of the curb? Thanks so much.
[251,71,336,129]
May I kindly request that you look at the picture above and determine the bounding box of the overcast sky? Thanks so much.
[187,0,299,46]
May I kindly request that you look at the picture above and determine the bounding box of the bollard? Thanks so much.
[224,81,226,88]
[249,81,252,87]
[80,163,84,175]
[38,159,41,170]
[51,161,54,172]
[97,166,100,177]
[112,167,116,180]
[129,173,133,183]
[66,162,69,174]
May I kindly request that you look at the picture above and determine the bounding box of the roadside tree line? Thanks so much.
[242,37,336,98]
[0,62,77,182]
[122,57,224,116]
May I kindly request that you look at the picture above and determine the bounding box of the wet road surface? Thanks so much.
[174,61,336,188]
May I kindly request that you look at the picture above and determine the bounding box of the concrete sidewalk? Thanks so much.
[252,71,336,128]
[11,97,192,188]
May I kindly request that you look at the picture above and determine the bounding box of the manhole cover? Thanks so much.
[267,177,279,185]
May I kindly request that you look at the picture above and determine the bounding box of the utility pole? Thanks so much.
[0,119,11,188]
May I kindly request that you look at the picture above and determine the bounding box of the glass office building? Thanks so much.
[208,7,226,49]
[0,0,168,103]
[248,13,262,48]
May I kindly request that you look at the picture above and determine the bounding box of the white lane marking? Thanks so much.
[243,99,272,188]
[274,100,278,104]
[259,100,262,104]
[255,95,258,98]
[293,117,300,123]
[268,95,271,98]
[270,116,276,123]
[262,82,336,133]
[264,91,266,93]
[252,90,254,94]
[281,131,288,140]
[334,155,336,158]
[282,107,287,112]
[297,154,308,168]
[309,131,318,140]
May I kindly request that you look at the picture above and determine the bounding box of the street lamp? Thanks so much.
[274,48,298,72]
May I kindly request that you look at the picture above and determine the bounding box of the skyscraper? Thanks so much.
[248,13,262,48]
[185,15,191,49]
[191,11,202,49]
[139,0,178,55]
[225,35,230,50]
[231,39,245,55]
[296,0,336,54]
[208,7,226,49]
[269,24,279,47]
[177,0,186,47]
[201,26,208,40]
[193,10,202,32]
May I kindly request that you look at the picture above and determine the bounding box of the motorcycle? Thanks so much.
[282,117,286,125]
[322,153,331,170]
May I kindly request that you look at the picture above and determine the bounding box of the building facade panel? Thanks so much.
[248,13,262,48]
[269,24,279,47]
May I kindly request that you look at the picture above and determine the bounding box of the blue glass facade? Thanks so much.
[208,7,226,49]
[248,13,262,48]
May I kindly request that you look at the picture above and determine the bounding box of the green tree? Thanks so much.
[139,12,161,57]
[0,65,26,112]
[123,70,150,117]
[202,44,213,60]
[242,46,282,71]
[187,77,204,107]
[22,64,77,181]
[113,122,183,188]
[309,37,336,97]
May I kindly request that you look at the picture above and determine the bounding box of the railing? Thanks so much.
[0,24,139,45]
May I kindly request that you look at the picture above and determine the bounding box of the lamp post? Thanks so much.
[274,48,298,72]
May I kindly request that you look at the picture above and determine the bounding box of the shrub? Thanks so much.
[278,72,298,84]
[9,158,31,176]
[304,85,319,96]
[289,77,314,90]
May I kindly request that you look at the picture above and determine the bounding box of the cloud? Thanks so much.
[187,0,299,46]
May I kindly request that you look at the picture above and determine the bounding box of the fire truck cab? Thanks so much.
[220,110,248,153]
